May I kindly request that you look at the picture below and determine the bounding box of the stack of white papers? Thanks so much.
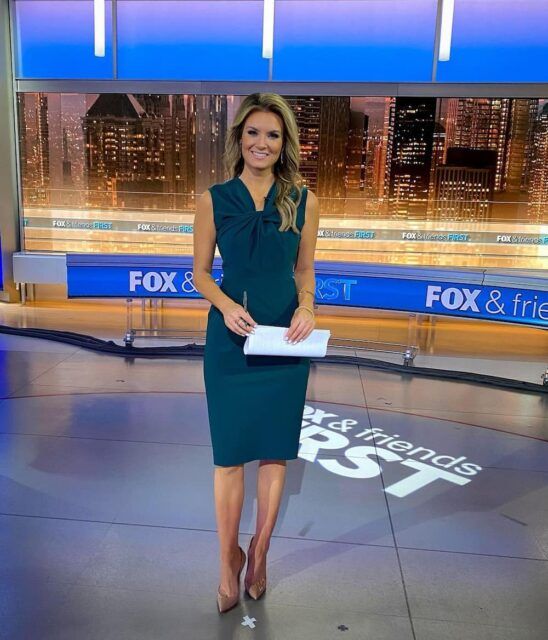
[243,324,331,357]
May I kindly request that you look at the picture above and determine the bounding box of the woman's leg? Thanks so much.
[246,459,287,585]
[214,463,245,596]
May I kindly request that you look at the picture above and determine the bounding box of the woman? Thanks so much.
[193,92,319,613]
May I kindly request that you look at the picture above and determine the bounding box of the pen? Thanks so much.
[242,290,253,330]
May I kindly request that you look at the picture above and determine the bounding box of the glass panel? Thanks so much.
[14,0,114,79]
[436,0,548,82]
[13,1,548,82]
[273,0,438,82]
[16,92,548,268]
[117,0,269,81]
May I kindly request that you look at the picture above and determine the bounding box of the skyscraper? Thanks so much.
[19,93,50,206]
[385,97,436,220]
[284,96,351,216]
[345,109,369,216]
[432,148,496,221]
[195,94,227,195]
[172,94,197,210]
[61,127,73,187]
[453,98,510,192]
[129,93,197,210]
[284,96,321,191]
[83,94,161,209]
[345,109,368,193]
[316,97,350,216]
[427,121,447,213]
[504,99,538,193]
[529,102,548,222]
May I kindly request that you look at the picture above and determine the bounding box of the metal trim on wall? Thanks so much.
[8,0,25,258]
[112,0,118,80]
[0,0,21,301]
[14,80,548,97]
[431,0,444,83]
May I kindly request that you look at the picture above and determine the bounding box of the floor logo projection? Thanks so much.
[298,404,483,498]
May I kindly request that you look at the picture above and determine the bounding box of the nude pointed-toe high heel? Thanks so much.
[245,536,267,601]
[217,546,246,614]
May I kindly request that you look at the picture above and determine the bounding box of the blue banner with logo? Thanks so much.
[321,275,547,328]
[66,255,547,328]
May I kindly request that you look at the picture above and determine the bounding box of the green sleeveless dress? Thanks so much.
[203,176,310,466]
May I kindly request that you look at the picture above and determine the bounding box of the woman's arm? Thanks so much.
[192,189,234,314]
[294,189,320,312]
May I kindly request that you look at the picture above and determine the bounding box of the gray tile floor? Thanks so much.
[0,333,547,639]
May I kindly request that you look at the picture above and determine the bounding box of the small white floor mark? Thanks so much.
[241,615,257,629]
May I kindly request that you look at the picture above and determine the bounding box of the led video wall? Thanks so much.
[15,1,115,80]
[13,0,548,83]
[17,92,548,269]
[436,0,548,83]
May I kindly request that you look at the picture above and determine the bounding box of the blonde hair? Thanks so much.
[223,93,304,234]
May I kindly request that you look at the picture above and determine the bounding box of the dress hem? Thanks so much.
[213,453,299,467]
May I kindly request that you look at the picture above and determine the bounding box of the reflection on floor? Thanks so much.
[1,297,547,360]
[0,330,547,640]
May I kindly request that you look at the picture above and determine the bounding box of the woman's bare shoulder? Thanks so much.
[196,188,213,215]
[304,188,318,203]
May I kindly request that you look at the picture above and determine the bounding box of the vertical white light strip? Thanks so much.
[262,0,274,59]
[438,0,455,61]
[94,0,106,57]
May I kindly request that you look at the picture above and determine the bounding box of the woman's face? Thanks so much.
[240,110,284,172]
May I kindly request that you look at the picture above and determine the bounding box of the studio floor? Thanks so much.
[0,301,547,640]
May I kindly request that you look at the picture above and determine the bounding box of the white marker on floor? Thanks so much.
[241,615,257,629]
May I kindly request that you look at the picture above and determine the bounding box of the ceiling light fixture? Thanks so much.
[94,0,105,57]
[262,0,274,59]
[438,0,455,61]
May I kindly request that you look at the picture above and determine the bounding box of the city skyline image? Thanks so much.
[16,93,548,268]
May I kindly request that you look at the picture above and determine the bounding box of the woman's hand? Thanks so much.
[284,307,315,344]
[222,302,257,337]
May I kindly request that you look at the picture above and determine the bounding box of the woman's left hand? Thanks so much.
[284,307,315,344]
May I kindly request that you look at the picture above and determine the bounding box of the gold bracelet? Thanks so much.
[298,287,315,298]
[296,305,315,318]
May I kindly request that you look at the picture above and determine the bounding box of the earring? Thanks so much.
[280,149,285,164]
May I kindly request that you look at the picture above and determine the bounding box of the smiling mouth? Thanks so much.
[251,151,269,158]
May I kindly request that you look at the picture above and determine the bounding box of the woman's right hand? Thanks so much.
[222,302,257,337]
